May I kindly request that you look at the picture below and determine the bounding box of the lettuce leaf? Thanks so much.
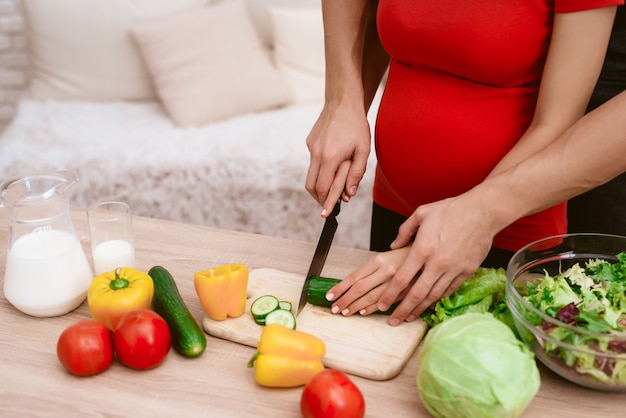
[421,268,511,330]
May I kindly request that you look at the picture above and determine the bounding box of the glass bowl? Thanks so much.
[506,233,626,392]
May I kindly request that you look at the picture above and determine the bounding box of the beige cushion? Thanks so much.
[130,0,292,127]
[22,0,211,101]
[270,7,325,105]
[237,0,321,47]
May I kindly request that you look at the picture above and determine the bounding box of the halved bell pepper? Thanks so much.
[194,264,248,321]
[247,324,326,388]
[87,267,154,330]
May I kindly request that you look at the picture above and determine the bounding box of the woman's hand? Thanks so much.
[325,246,414,316]
[305,101,371,217]
[305,0,388,218]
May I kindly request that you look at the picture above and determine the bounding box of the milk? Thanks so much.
[4,229,93,317]
[93,239,135,275]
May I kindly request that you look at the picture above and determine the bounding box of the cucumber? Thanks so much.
[250,295,296,327]
[278,300,292,312]
[250,295,280,321]
[307,276,341,307]
[265,309,296,329]
[149,265,207,358]
[308,275,399,315]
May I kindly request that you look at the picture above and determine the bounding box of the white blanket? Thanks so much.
[0,99,378,249]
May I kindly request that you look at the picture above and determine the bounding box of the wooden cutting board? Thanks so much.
[202,268,428,381]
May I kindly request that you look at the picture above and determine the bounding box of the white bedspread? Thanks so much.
[0,99,378,249]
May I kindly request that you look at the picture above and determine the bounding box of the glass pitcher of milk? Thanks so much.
[0,170,93,317]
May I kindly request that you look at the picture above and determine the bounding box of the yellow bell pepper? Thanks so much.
[87,267,154,331]
[247,324,326,388]
[194,264,248,321]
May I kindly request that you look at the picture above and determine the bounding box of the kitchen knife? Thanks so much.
[297,200,341,315]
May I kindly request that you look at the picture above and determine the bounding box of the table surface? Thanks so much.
[0,209,624,417]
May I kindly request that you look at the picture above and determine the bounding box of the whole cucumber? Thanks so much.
[149,265,207,358]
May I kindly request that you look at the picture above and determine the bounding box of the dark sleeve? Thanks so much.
[587,6,626,112]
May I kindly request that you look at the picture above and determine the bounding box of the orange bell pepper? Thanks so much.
[247,324,326,388]
[194,264,248,321]
[87,267,154,330]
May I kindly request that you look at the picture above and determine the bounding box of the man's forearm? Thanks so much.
[474,90,626,233]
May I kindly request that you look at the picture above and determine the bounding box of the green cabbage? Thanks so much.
[416,313,540,418]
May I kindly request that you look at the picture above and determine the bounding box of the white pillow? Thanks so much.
[130,0,293,127]
[270,7,325,105]
[22,0,211,101]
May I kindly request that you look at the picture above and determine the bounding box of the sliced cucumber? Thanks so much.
[265,309,296,329]
[250,295,279,320]
[278,300,292,312]
[251,295,297,327]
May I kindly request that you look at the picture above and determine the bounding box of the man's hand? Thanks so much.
[378,196,496,325]
[326,194,499,326]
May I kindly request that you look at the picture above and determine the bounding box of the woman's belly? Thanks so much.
[373,60,537,216]
[372,60,567,252]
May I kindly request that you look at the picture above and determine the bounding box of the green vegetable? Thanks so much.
[250,295,296,327]
[417,313,540,418]
[307,275,398,314]
[265,309,296,329]
[251,295,280,322]
[420,268,514,332]
[520,254,626,384]
[278,300,292,312]
[148,266,207,358]
[307,276,340,307]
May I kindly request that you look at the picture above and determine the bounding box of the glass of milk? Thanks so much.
[87,201,136,275]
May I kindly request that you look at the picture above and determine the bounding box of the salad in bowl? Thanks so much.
[506,234,626,391]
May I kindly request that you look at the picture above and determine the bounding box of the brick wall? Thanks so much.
[0,0,28,132]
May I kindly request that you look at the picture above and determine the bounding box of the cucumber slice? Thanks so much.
[265,309,296,329]
[250,295,280,320]
[278,300,292,312]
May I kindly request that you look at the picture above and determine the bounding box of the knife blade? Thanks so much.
[297,200,341,315]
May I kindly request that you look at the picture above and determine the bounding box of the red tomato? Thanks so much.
[56,320,114,377]
[113,310,171,370]
[300,369,366,418]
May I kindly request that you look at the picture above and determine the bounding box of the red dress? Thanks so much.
[373,0,623,252]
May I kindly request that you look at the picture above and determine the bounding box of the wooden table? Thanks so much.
[0,209,624,417]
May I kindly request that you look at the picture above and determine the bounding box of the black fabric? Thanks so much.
[481,246,515,270]
[585,7,626,113]
[568,6,626,235]
[568,172,626,235]
[369,202,514,268]
[370,201,406,252]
